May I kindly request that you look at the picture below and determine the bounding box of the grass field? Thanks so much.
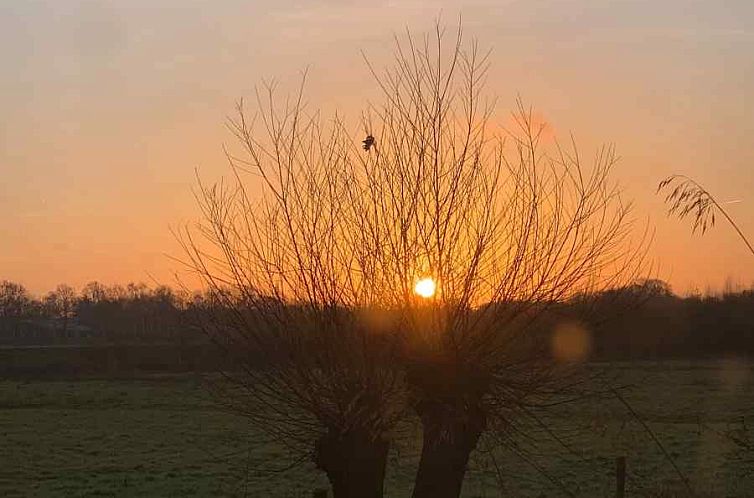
[1,360,752,497]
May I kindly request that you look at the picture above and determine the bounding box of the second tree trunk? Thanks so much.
[411,400,486,498]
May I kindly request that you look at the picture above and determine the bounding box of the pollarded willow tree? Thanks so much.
[178,78,410,497]
[353,25,648,498]
[180,22,648,498]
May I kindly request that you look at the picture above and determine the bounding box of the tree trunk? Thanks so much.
[315,430,389,498]
[411,400,486,498]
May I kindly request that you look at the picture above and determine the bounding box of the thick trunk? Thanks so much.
[411,401,486,498]
[315,430,389,498]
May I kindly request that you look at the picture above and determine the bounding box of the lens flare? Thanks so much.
[551,322,591,363]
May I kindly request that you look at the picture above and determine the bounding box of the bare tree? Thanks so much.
[80,281,109,304]
[177,78,408,496]
[0,280,31,319]
[179,22,647,498]
[357,24,648,498]
[0,280,33,340]
[44,284,77,339]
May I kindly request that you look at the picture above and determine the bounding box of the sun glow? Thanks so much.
[414,277,436,299]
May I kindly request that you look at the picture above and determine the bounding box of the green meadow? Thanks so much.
[2,360,752,497]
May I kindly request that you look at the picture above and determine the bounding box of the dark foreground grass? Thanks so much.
[1,360,752,497]
[0,375,328,497]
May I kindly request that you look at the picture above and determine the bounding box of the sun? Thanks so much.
[414,277,436,299]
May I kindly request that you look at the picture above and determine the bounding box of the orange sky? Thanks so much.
[1,0,753,296]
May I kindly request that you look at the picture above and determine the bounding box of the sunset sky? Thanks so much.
[1,0,753,296]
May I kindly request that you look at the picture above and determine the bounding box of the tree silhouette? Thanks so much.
[0,280,31,319]
[357,25,648,498]
[179,22,648,498]
[177,79,407,496]
[0,280,33,341]
[44,284,77,339]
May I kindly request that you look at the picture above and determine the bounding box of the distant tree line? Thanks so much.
[0,280,205,346]
[2,278,752,360]
[584,279,754,359]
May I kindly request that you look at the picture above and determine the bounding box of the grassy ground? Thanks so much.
[1,360,752,497]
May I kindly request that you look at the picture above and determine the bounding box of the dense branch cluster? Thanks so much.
[177,24,649,498]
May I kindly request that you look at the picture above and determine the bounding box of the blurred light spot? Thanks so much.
[551,322,591,363]
[358,307,393,335]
